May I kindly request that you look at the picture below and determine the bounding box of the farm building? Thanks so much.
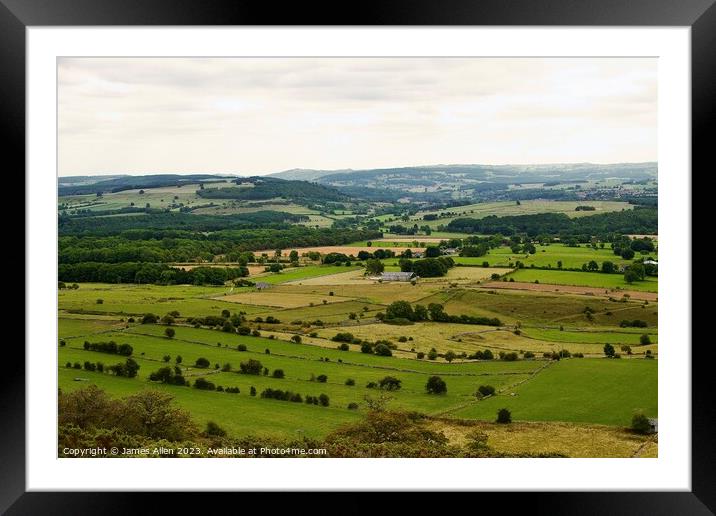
[254,282,272,290]
[380,271,417,282]
[643,259,658,266]
[647,418,658,433]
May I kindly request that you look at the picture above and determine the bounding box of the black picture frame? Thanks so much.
[5,0,712,513]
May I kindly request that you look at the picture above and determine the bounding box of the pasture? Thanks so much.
[506,268,659,292]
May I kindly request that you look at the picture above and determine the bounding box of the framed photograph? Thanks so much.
[7,0,712,512]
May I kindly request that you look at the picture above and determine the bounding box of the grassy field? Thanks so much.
[453,243,656,269]
[507,269,659,292]
[57,271,658,447]
[405,200,634,229]
[449,358,657,426]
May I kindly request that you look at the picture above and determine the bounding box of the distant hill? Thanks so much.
[197,176,349,203]
[268,168,354,181]
[284,163,658,185]
[58,174,235,196]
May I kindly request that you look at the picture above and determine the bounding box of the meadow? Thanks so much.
[506,268,659,292]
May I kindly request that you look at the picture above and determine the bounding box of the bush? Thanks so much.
[374,343,392,357]
[291,335,302,343]
[318,393,330,407]
[250,386,256,396]
[237,344,247,352]
[203,421,227,437]
[378,376,402,391]
[496,408,512,424]
[640,334,652,345]
[141,313,158,324]
[337,342,350,351]
[237,326,251,335]
[316,374,328,383]
[631,412,652,434]
[193,377,216,390]
[360,343,373,354]
[477,385,496,397]
[239,359,263,375]
[416,351,425,359]
[332,332,354,343]
[272,369,285,379]
[426,376,447,394]
[164,327,175,339]
[603,343,616,358]
[194,357,210,368]
[345,378,355,386]
[347,402,359,410]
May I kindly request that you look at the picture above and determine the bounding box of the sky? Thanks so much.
[58,57,657,177]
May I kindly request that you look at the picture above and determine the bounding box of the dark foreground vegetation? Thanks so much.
[58,386,565,458]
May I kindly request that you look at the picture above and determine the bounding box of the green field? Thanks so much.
[405,200,635,229]
[450,358,657,426]
[506,269,658,292]
[453,243,656,270]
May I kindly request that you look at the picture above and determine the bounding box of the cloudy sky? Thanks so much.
[58,57,657,176]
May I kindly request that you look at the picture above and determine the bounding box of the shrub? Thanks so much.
[631,412,652,434]
[477,385,496,397]
[374,343,392,357]
[640,334,651,345]
[496,408,512,424]
[272,369,285,379]
[250,386,256,396]
[164,327,175,339]
[426,376,447,394]
[345,378,355,386]
[337,342,350,351]
[237,326,251,335]
[194,357,210,368]
[237,344,247,352]
[416,351,425,359]
[378,376,402,391]
[96,299,104,304]
[162,355,171,363]
[360,343,373,353]
[603,343,616,358]
[332,332,354,343]
[291,335,302,343]
[318,393,330,407]
[239,359,263,375]
[141,313,158,324]
[347,402,359,410]
[193,377,216,390]
[316,374,328,383]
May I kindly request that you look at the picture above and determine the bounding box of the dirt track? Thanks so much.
[478,281,658,302]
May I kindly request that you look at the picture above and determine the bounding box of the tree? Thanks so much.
[162,355,171,363]
[374,343,392,357]
[444,351,456,363]
[603,343,616,357]
[378,376,402,391]
[601,261,616,274]
[385,300,414,321]
[631,412,652,434]
[164,327,175,339]
[318,393,330,407]
[141,313,158,324]
[175,355,182,364]
[239,359,263,375]
[477,385,496,397]
[426,376,447,394]
[194,357,210,368]
[365,258,385,276]
[291,335,302,343]
[640,334,652,345]
[496,408,512,424]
